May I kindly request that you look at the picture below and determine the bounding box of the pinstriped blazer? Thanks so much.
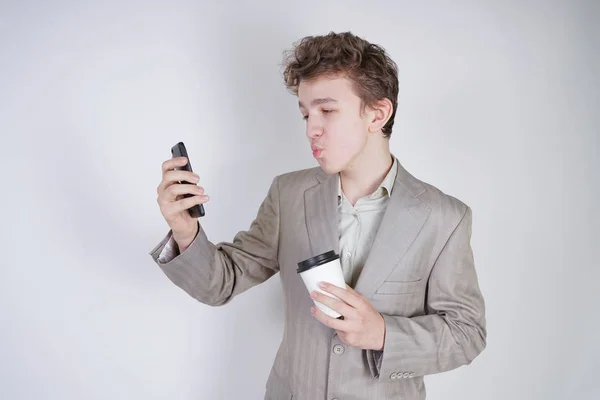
[149,157,486,399]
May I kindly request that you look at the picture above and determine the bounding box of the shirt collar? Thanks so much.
[337,155,398,201]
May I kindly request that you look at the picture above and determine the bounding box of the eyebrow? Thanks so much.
[298,97,339,108]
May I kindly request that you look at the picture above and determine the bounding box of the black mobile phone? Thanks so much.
[171,142,205,218]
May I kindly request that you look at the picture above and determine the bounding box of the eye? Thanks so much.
[322,109,333,114]
[302,115,309,121]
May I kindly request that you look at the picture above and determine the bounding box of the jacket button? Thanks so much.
[390,372,398,379]
[333,344,345,355]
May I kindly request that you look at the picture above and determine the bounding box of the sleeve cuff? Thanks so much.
[157,234,179,263]
[368,349,384,377]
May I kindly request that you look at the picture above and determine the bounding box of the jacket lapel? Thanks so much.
[303,160,431,297]
[304,169,339,257]
[354,180,431,296]
[353,161,431,296]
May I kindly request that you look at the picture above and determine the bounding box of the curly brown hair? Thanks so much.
[282,31,399,138]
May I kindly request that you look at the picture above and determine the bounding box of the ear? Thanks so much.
[367,98,393,134]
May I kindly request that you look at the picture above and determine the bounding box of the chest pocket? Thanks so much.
[374,238,437,293]
[375,279,423,295]
[371,278,426,317]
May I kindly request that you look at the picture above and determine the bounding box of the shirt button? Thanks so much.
[333,344,345,355]
[344,252,351,259]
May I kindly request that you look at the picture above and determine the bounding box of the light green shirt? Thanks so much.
[337,156,398,287]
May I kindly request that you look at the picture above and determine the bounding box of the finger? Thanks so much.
[345,284,364,297]
[157,170,200,194]
[318,282,365,310]
[161,157,188,174]
[311,290,356,318]
[312,306,348,331]
[162,183,205,202]
[163,194,210,215]
[164,169,200,184]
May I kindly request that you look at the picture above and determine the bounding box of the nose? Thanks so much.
[306,120,323,139]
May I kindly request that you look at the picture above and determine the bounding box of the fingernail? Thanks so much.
[318,282,326,289]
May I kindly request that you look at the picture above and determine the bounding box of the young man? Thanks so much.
[150,31,486,400]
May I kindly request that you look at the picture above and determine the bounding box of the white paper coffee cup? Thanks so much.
[297,250,347,319]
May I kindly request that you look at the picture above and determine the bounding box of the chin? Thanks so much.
[317,159,342,175]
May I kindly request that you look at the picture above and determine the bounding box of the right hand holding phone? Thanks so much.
[156,157,210,248]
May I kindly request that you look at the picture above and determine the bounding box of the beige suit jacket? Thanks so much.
[149,157,486,399]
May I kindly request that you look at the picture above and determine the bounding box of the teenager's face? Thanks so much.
[298,75,371,174]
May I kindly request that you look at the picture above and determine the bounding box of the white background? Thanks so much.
[1,1,598,399]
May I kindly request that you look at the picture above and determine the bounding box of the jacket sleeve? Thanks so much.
[366,206,486,380]
[148,176,281,306]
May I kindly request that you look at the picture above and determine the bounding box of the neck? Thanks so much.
[340,139,393,205]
